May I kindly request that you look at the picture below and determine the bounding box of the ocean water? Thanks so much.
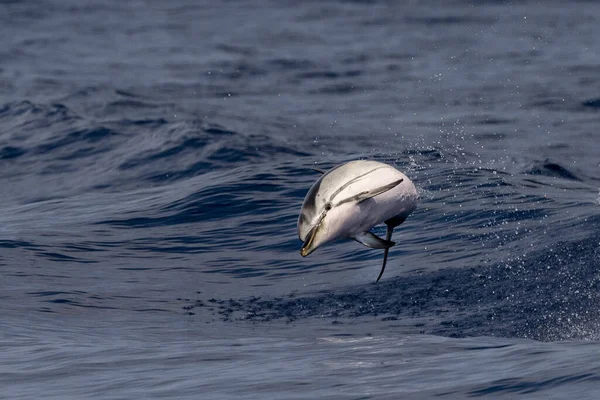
[1,0,600,398]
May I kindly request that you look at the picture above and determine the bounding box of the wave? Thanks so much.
[185,234,600,342]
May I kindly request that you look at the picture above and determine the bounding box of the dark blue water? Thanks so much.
[1,0,600,398]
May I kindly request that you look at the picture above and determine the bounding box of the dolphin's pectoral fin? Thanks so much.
[353,232,395,249]
[311,167,326,174]
[337,179,404,205]
[376,225,395,283]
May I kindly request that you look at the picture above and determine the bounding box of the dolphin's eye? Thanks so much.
[324,203,332,211]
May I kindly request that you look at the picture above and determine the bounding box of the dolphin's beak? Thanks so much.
[300,225,319,257]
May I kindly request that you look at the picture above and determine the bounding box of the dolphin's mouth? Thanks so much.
[300,224,320,257]
[300,206,330,257]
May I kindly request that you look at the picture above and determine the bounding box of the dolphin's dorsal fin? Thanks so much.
[337,178,404,206]
[353,232,395,249]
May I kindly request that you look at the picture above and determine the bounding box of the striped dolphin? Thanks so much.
[298,160,417,282]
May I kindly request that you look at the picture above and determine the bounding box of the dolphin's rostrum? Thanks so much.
[298,160,417,282]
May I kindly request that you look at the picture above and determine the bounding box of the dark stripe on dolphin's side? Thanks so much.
[329,166,387,202]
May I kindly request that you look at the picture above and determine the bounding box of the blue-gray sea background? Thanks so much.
[1,0,600,398]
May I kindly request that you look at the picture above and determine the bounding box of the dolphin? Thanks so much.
[298,160,417,282]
